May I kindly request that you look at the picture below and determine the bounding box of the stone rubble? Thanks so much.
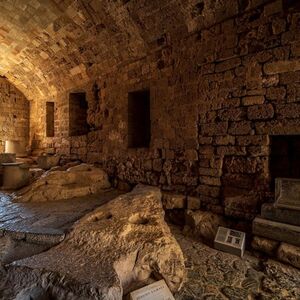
[12,164,111,203]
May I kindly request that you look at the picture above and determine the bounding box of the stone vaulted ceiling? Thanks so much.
[0,0,238,101]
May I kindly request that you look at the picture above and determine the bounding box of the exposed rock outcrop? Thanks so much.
[6,185,185,299]
[13,164,111,203]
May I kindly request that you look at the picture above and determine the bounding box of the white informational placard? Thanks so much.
[214,226,246,257]
[130,280,175,300]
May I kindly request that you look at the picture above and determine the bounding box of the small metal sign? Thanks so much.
[130,280,175,300]
[275,178,300,211]
[214,226,246,257]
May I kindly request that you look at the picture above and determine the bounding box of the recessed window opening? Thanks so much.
[128,89,151,148]
[46,101,55,137]
[69,92,89,137]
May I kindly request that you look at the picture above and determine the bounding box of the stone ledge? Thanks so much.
[253,217,300,247]
[261,203,300,227]
[0,226,65,245]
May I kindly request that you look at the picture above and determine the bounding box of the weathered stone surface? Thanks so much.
[277,243,300,269]
[37,155,61,170]
[253,217,300,247]
[162,193,186,209]
[6,185,185,299]
[15,285,50,300]
[0,0,300,225]
[187,196,201,210]
[251,236,279,256]
[185,209,226,242]
[225,192,258,220]
[264,60,300,75]
[13,164,111,202]
[261,203,300,226]
[275,178,300,211]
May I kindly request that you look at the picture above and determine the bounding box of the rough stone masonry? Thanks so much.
[0,0,299,221]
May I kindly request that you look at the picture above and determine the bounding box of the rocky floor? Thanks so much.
[172,226,300,300]
[0,189,122,233]
[0,190,299,300]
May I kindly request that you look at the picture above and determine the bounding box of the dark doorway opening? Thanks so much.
[69,92,89,137]
[128,90,151,148]
[270,135,300,189]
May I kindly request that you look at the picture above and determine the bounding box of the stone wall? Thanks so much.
[0,77,29,152]
[13,0,300,221]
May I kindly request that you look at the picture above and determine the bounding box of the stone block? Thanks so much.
[242,96,265,106]
[202,122,228,136]
[215,57,241,73]
[199,176,221,186]
[277,243,300,269]
[275,178,300,211]
[253,217,300,247]
[214,135,235,145]
[247,104,274,120]
[261,203,300,226]
[25,228,65,245]
[225,193,258,220]
[187,196,201,210]
[228,121,252,135]
[266,87,286,100]
[276,103,300,119]
[264,60,300,75]
[251,236,279,255]
[185,210,226,242]
[37,155,61,170]
[162,193,186,209]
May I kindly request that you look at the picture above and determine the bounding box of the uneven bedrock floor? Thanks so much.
[0,188,300,300]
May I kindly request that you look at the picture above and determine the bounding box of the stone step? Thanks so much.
[0,225,65,245]
[261,203,300,226]
[253,217,300,247]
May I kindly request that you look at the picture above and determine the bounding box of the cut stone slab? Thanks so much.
[251,236,279,256]
[275,178,300,211]
[253,217,300,247]
[0,225,65,247]
[37,155,60,170]
[162,193,186,209]
[277,243,300,269]
[261,203,300,226]
[6,185,185,299]
[13,164,111,202]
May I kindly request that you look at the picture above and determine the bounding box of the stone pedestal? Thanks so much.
[37,155,60,170]
[2,163,30,190]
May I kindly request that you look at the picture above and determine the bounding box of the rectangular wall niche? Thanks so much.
[69,92,89,137]
[270,135,300,189]
[128,90,151,148]
[46,102,55,137]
